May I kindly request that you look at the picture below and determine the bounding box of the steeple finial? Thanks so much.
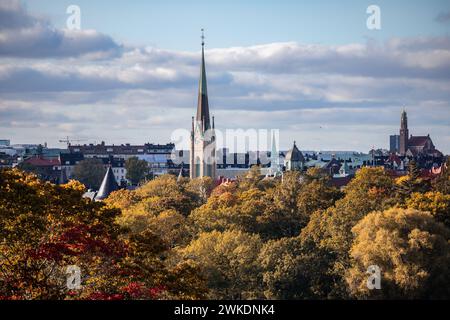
[201,28,205,47]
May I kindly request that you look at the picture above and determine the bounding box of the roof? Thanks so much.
[68,143,174,155]
[98,156,125,167]
[388,153,402,166]
[325,158,341,169]
[329,175,353,188]
[95,167,119,201]
[24,156,60,167]
[60,152,84,165]
[285,142,305,162]
[408,136,431,147]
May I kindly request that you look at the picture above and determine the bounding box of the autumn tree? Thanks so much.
[108,175,204,249]
[297,168,342,226]
[104,188,141,211]
[72,158,105,190]
[189,186,268,236]
[346,207,450,299]
[396,160,431,202]
[180,230,263,299]
[258,236,335,299]
[406,191,450,229]
[302,166,395,256]
[299,167,396,298]
[125,157,149,186]
[433,157,450,194]
[0,168,123,299]
[0,168,206,300]
[132,174,198,216]
[184,176,215,207]
[236,165,273,191]
[257,171,303,238]
[118,209,192,248]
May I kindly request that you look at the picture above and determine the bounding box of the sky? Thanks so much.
[0,0,449,153]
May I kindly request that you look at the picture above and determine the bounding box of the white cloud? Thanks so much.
[0,0,121,58]
[0,0,449,153]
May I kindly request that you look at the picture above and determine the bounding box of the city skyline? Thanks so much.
[0,0,449,153]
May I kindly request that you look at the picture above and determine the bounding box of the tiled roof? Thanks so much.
[24,157,60,166]
[408,136,430,147]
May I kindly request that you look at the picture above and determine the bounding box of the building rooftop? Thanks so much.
[285,141,305,162]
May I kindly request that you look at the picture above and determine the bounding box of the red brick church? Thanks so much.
[398,110,442,157]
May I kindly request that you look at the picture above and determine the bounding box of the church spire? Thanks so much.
[399,108,409,156]
[401,108,407,130]
[196,28,210,130]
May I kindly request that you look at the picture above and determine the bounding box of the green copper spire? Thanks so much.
[196,28,210,130]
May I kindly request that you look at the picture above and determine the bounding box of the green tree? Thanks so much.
[72,158,105,190]
[125,157,149,186]
[346,207,450,299]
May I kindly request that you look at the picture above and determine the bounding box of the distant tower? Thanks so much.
[284,141,305,171]
[190,29,216,179]
[268,131,281,176]
[399,109,409,156]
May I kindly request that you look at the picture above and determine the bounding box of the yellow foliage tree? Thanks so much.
[346,207,450,299]
[180,230,263,299]
[406,191,450,228]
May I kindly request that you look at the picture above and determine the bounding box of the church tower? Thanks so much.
[190,30,216,179]
[399,109,409,156]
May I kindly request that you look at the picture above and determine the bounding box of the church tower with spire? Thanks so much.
[190,30,216,179]
[399,109,409,156]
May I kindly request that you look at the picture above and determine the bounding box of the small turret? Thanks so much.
[95,166,119,201]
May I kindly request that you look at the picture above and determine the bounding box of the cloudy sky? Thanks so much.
[0,0,449,153]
